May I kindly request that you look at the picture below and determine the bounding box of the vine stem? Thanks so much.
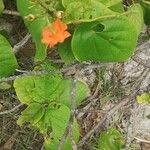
[58,79,77,150]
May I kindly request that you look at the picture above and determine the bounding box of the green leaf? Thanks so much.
[18,102,79,149]
[62,0,122,8]
[72,16,138,62]
[109,2,124,13]
[127,4,144,35]
[140,0,150,25]
[100,0,121,7]
[17,103,45,126]
[63,0,115,23]
[16,0,51,61]
[58,79,90,108]
[0,34,18,78]
[14,63,63,105]
[99,0,124,13]
[62,0,74,8]
[44,104,79,150]
[0,0,4,14]
[98,128,124,150]
[58,38,75,64]
[136,93,150,104]
[14,74,64,105]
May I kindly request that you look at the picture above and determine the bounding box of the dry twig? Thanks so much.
[2,9,20,16]
[13,33,32,53]
[0,63,109,83]
[0,103,23,115]
[134,137,150,144]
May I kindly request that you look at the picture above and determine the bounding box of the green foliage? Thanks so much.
[63,0,115,23]
[17,0,51,61]
[108,2,124,13]
[0,0,4,14]
[72,16,138,62]
[58,79,90,108]
[17,103,45,126]
[43,104,79,150]
[62,0,74,8]
[16,0,144,63]
[0,34,18,78]
[14,73,64,105]
[14,63,89,106]
[136,93,150,104]
[98,128,124,150]
[140,0,150,25]
[18,102,79,150]
[99,0,121,6]
[14,62,89,149]
[58,38,75,64]
[128,4,144,35]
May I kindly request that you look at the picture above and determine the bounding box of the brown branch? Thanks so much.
[69,125,77,150]
[69,79,77,150]
[77,81,101,119]
[0,63,109,83]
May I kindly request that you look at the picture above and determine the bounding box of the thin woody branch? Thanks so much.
[0,104,23,115]
[13,33,31,53]
[58,79,77,150]
[2,9,20,16]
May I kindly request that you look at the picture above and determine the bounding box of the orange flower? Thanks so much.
[42,19,71,47]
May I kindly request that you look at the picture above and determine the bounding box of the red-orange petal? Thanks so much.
[53,19,67,32]
[42,19,71,47]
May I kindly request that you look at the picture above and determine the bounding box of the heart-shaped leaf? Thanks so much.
[72,16,138,62]
[0,34,18,78]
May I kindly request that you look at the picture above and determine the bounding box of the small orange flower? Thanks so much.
[42,19,71,48]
